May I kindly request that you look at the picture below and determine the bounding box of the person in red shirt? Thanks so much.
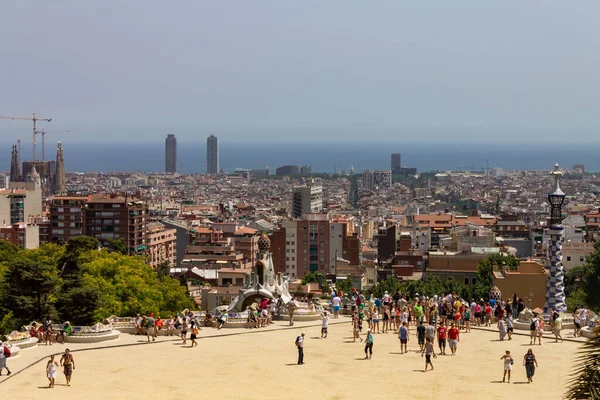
[485,302,493,326]
[448,323,460,356]
[437,322,447,355]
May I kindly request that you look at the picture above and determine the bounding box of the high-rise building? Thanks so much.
[362,170,392,191]
[292,183,323,218]
[206,134,219,174]
[275,165,299,175]
[165,134,177,173]
[391,153,401,174]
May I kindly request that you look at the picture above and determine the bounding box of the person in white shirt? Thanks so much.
[332,295,341,318]
[321,312,329,338]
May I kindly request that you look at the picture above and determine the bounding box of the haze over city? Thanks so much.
[2,1,600,143]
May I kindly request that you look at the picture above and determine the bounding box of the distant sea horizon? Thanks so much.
[0,141,598,174]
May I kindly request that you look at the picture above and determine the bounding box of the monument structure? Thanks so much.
[227,233,293,312]
[543,163,567,313]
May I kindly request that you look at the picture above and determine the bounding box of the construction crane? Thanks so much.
[36,129,71,161]
[0,113,52,163]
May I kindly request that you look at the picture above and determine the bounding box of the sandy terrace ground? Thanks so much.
[0,319,583,400]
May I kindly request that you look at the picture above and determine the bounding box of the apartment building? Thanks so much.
[48,196,87,243]
[85,195,148,256]
[146,222,176,269]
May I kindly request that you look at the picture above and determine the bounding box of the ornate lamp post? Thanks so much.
[544,163,566,313]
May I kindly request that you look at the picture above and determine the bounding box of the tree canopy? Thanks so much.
[0,239,194,331]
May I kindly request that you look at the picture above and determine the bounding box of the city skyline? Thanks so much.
[2,2,600,143]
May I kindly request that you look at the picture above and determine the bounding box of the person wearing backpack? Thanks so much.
[295,332,305,365]
[529,315,539,345]
[0,340,12,376]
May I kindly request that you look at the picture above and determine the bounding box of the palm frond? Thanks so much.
[566,328,600,400]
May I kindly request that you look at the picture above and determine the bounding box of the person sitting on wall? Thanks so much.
[56,321,72,344]
[30,322,42,342]
[204,312,213,327]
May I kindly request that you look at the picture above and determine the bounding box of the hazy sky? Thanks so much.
[1,1,599,143]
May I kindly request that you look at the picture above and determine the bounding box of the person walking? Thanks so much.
[500,350,513,383]
[523,348,538,383]
[0,341,12,376]
[332,294,341,319]
[416,321,426,352]
[553,314,563,342]
[537,318,545,345]
[498,318,507,341]
[276,297,283,321]
[295,332,305,365]
[287,298,298,326]
[437,322,447,355]
[573,308,581,337]
[46,355,58,388]
[421,338,436,372]
[320,311,329,339]
[190,321,198,347]
[60,348,75,386]
[180,316,189,345]
[448,323,460,356]
[506,313,514,340]
[529,315,539,345]
[398,322,409,354]
[364,328,374,359]
[146,314,156,342]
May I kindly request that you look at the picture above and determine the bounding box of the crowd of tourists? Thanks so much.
[290,287,551,382]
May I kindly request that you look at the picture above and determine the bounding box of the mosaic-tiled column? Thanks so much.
[544,226,566,312]
[544,163,566,313]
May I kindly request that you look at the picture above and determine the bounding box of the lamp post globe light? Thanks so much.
[544,163,567,313]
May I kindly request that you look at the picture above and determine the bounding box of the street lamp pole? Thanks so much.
[544,163,567,313]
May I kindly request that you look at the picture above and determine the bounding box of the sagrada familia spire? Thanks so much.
[10,144,21,182]
[55,141,66,195]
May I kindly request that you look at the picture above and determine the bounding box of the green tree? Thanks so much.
[0,240,20,266]
[56,237,100,324]
[156,260,172,279]
[581,241,600,310]
[80,251,193,320]
[422,277,444,297]
[106,238,127,255]
[472,254,519,301]
[336,278,353,294]
[1,256,61,325]
[301,271,320,284]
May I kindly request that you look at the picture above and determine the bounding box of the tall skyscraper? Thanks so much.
[391,153,401,174]
[207,134,219,174]
[55,142,66,195]
[165,134,177,173]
